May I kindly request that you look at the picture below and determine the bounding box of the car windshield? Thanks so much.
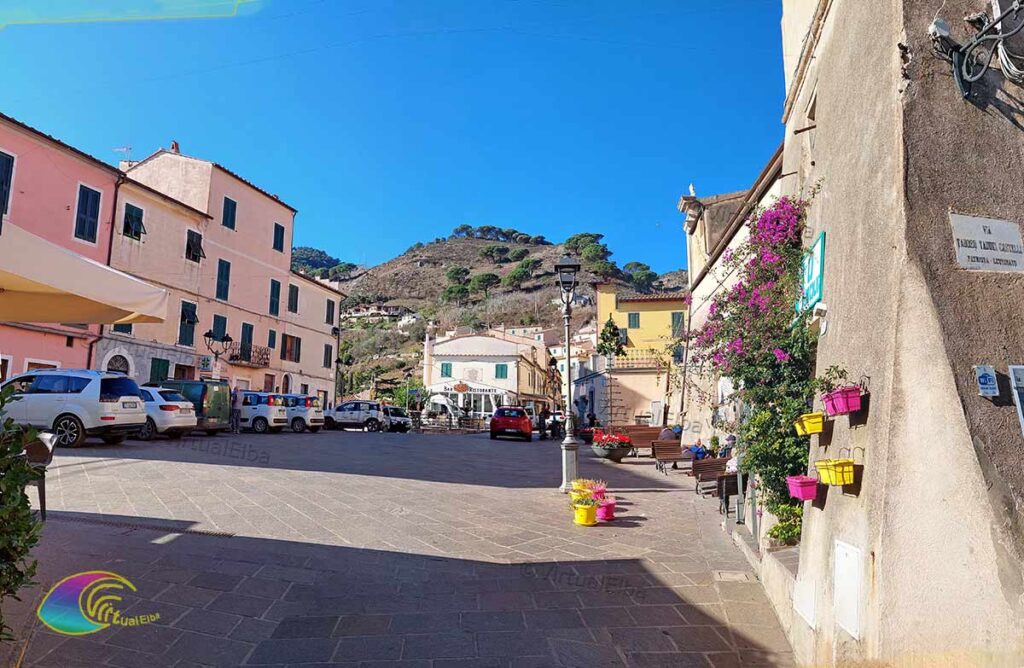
[159,390,187,402]
[99,377,143,401]
[496,408,526,418]
[388,407,408,417]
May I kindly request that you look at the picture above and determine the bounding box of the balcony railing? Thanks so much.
[609,349,667,371]
[226,342,271,368]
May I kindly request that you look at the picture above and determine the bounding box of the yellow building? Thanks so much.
[592,283,688,426]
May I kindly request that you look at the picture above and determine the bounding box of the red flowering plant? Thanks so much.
[592,430,632,446]
[682,194,820,543]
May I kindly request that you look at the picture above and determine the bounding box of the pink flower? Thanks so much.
[773,348,790,363]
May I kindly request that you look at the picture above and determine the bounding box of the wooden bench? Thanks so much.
[652,441,692,474]
[612,426,664,457]
[691,457,729,496]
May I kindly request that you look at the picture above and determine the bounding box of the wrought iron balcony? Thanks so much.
[226,342,271,368]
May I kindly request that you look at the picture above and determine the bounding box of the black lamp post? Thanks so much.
[554,254,581,492]
[203,329,232,378]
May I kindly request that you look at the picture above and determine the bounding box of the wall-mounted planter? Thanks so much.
[786,475,819,501]
[814,458,855,486]
[793,412,825,436]
[822,386,863,416]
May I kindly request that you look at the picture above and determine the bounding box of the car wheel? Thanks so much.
[291,417,307,433]
[102,434,127,445]
[365,419,380,432]
[309,426,321,434]
[53,414,85,448]
[137,418,157,442]
[252,417,269,434]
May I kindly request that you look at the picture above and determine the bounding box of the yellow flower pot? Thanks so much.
[573,504,598,526]
[568,489,592,504]
[794,412,825,436]
[571,479,589,491]
[814,458,855,486]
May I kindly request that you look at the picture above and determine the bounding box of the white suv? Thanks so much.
[330,400,384,431]
[1,369,146,448]
[282,394,325,433]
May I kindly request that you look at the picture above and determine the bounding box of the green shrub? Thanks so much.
[767,503,803,546]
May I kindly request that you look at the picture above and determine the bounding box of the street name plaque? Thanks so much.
[950,213,1024,273]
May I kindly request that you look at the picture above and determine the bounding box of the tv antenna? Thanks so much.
[112,145,133,162]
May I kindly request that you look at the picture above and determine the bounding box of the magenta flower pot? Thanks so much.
[786,475,818,501]
[596,501,616,521]
[822,386,862,416]
[591,487,606,500]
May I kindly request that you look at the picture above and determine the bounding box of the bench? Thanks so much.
[610,426,664,457]
[652,441,692,474]
[691,457,729,496]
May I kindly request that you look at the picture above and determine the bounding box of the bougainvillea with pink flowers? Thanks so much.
[684,194,820,542]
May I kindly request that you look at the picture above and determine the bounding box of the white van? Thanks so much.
[240,392,288,434]
[282,394,325,433]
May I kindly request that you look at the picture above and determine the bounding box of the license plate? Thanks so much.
[504,428,519,433]
[122,401,137,409]
[180,408,193,414]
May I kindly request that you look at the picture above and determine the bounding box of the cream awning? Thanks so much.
[0,223,168,324]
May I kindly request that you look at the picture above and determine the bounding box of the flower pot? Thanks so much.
[571,480,588,491]
[591,486,607,500]
[568,489,592,504]
[793,412,825,436]
[814,458,854,486]
[590,444,632,463]
[786,475,819,501]
[573,504,598,526]
[596,500,616,521]
[822,386,862,416]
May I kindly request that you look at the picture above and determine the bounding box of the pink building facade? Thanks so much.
[0,114,120,382]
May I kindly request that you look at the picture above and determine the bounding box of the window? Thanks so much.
[441,362,452,378]
[150,358,170,384]
[241,323,254,347]
[281,334,302,363]
[106,355,130,374]
[112,323,133,335]
[287,285,299,313]
[32,375,69,394]
[74,185,101,243]
[627,312,640,329]
[300,383,309,395]
[222,197,237,230]
[495,363,508,379]
[212,314,228,340]
[618,327,628,344]
[100,377,142,400]
[273,223,285,252]
[0,358,8,382]
[0,150,14,217]
[185,229,205,262]
[216,259,231,300]
[323,343,333,369]
[178,301,198,346]
[269,280,281,316]
[671,311,684,337]
[325,299,335,325]
[123,203,146,240]
[174,364,195,380]
[268,329,277,349]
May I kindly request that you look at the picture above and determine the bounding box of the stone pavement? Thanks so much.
[2,430,793,667]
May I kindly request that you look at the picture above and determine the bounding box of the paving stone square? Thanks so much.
[1,430,793,666]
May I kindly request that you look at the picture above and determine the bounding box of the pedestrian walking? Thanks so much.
[230,385,243,434]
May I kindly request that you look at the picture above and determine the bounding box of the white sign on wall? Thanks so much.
[974,365,1000,397]
[833,540,862,639]
[950,213,1024,272]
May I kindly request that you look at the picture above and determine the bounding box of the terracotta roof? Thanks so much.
[129,148,298,213]
[617,292,688,303]
[0,112,119,176]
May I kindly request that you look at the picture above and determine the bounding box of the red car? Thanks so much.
[490,407,533,441]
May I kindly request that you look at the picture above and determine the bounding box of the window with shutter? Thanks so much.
[441,362,452,378]
[273,223,285,252]
[0,150,14,218]
[178,302,198,346]
[323,343,333,369]
[212,314,227,340]
[287,285,299,313]
[627,312,640,329]
[671,312,684,337]
[325,299,335,325]
[74,185,101,243]
[216,259,231,300]
[269,280,281,315]
[123,203,146,240]
[268,329,277,349]
[185,230,205,262]
[222,197,237,229]
[150,358,170,384]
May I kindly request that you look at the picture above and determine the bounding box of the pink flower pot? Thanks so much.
[591,487,606,500]
[822,386,862,416]
[786,475,818,501]
[596,501,616,521]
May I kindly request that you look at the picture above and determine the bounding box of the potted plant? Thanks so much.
[785,475,819,501]
[596,495,617,521]
[709,435,720,457]
[793,412,825,436]
[571,496,600,526]
[589,480,608,499]
[816,365,862,416]
[590,431,633,463]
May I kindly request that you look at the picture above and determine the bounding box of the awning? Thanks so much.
[0,223,168,323]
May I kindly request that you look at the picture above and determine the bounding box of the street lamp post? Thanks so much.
[202,329,233,379]
[554,254,581,493]
[404,369,413,411]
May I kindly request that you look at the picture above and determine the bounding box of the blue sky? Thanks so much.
[0,0,784,274]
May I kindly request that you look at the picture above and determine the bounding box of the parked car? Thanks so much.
[1,369,146,448]
[490,406,533,442]
[552,411,566,423]
[383,405,412,432]
[283,394,325,433]
[136,387,197,440]
[240,392,288,434]
[160,379,230,435]
[331,400,385,431]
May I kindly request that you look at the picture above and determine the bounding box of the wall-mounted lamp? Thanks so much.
[929,1,1024,98]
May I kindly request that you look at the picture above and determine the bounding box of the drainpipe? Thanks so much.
[86,173,126,370]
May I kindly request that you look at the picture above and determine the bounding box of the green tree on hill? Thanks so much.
[443,284,470,305]
[518,257,542,276]
[502,267,531,289]
[292,246,340,272]
[581,243,611,263]
[481,245,510,263]
[509,248,530,262]
[469,273,500,297]
[564,233,604,256]
[452,224,473,238]
[623,261,659,293]
[446,266,470,285]
[329,262,358,280]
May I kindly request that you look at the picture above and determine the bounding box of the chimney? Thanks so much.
[170,140,180,154]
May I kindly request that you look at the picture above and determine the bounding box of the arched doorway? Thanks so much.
[106,355,130,374]
[282,374,291,394]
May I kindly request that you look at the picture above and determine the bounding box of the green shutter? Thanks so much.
[223,197,236,229]
[269,280,281,315]
[441,362,452,378]
[495,364,508,379]
[628,312,640,329]
[150,358,170,384]
[216,260,231,300]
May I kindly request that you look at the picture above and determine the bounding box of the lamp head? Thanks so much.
[554,255,581,293]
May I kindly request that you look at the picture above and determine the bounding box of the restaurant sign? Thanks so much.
[950,214,1024,272]
[796,232,826,313]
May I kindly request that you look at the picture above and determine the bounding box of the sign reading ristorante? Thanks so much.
[950,213,1024,272]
